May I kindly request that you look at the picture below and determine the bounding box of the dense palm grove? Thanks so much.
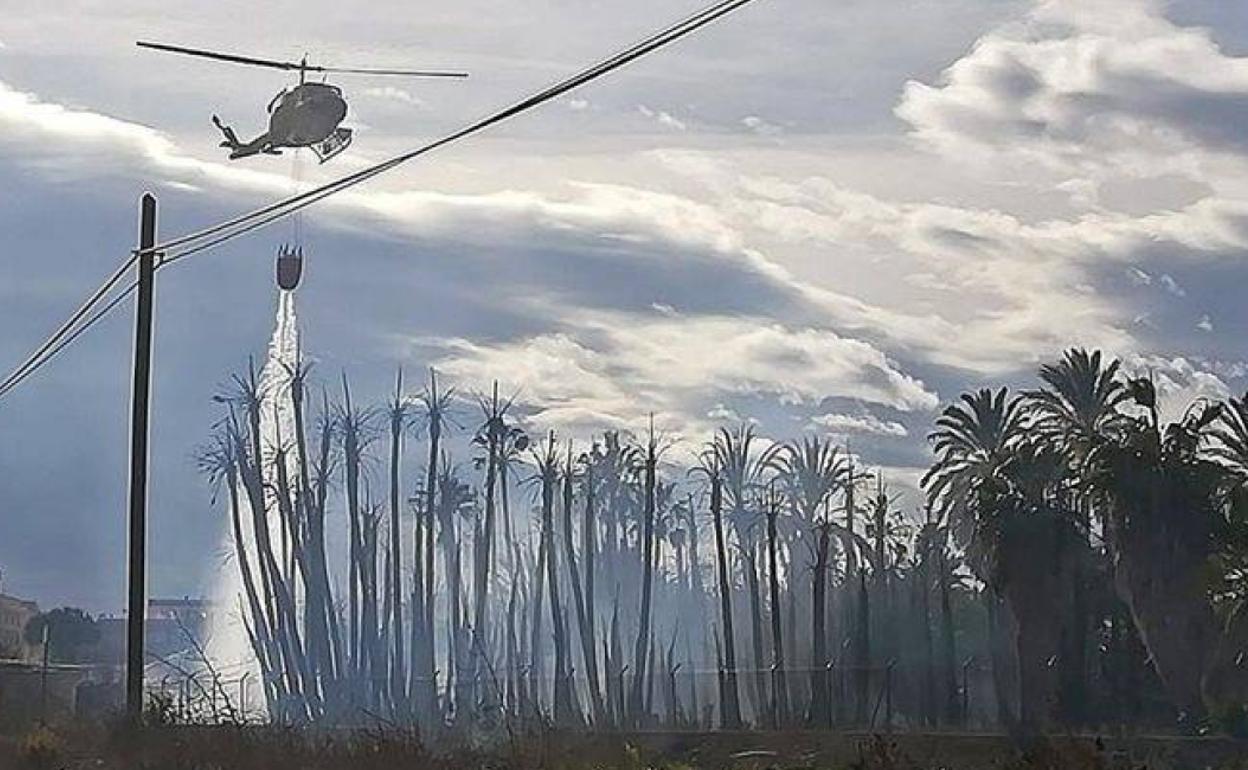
[196,348,1248,737]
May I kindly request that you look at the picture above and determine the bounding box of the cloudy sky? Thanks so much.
[1,0,1247,611]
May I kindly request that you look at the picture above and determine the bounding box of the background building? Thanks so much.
[0,589,40,663]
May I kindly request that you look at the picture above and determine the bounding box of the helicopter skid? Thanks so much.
[312,128,353,164]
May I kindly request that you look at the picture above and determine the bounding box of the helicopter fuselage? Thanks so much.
[267,82,348,147]
[213,81,351,161]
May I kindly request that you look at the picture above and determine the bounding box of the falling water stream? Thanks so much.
[202,288,300,719]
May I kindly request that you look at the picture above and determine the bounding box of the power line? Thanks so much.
[0,254,136,397]
[0,281,138,401]
[0,0,763,402]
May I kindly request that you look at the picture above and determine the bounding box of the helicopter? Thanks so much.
[136,41,468,162]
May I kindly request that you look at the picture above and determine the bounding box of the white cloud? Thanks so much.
[0,79,293,194]
[706,403,750,424]
[806,411,908,437]
[742,115,783,136]
[426,310,937,445]
[895,0,1248,184]
[361,86,426,108]
[1122,353,1232,424]
[1197,314,1214,333]
[1159,273,1186,297]
[638,104,688,132]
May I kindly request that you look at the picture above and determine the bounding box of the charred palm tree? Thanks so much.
[562,444,606,724]
[413,369,454,719]
[530,432,579,725]
[470,382,519,698]
[712,424,777,722]
[288,367,343,702]
[385,369,412,712]
[763,482,789,726]
[694,449,743,728]
[628,421,661,726]
[768,436,848,725]
[197,427,282,715]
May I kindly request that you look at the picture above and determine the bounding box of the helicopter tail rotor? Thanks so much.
[211,115,242,149]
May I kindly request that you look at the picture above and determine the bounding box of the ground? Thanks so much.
[2,726,1247,770]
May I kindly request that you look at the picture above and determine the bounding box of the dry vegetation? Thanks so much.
[4,723,1248,770]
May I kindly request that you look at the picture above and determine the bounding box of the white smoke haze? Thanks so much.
[2,0,1248,620]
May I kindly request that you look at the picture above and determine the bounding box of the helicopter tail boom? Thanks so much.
[212,115,278,160]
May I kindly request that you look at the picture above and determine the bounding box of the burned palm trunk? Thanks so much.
[316,392,345,687]
[854,570,870,726]
[418,369,444,722]
[744,546,767,723]
[917,537,936,727]
[291,376,338,700]
[529,510,549,719]
[237,381,312,721]
[629,430,658,725]
[387,370,407,713]
[710,473,743,728]
[361,508,383,710]
[563,449,605,724]
[341,377,364,686]
[808,520,832,725]
[448,519,470,720]
[604,592,623,727]
[536,436,577,725]
[765,489,788,727]
[986,591,1019,732]
[222,449,282,714]
[505,569,521,718]
[473,384,503,701]
[937,546,960,725]
[271,442,321,718]
[582,462,602,722]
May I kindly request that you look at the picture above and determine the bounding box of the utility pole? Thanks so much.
[126,192,157,721]
[40,622,50,722]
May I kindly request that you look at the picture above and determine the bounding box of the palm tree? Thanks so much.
[529,432,579,726]
[924,387,1068,731]
[1207,392,1248,712]
[468,382,521,709]
[1027,348,1130,466]
[562,443,606,725]
[1084,382,1230,723]
[694,449,743,729]
[768,436,848,725]
[629,420,661,725]
[711,424,778,721]
[1025,348,1129,726]
[763,482,789,726]
[197,426,281,714]
[385,369,412,712]
[413,369,454,719]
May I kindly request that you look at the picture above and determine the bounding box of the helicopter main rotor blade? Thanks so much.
[136,41,303,71]
[313,66,469,78]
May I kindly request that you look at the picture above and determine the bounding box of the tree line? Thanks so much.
[196,348,1248,736]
